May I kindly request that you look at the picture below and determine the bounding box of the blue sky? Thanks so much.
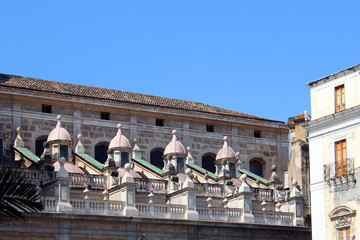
[1,1,360,122]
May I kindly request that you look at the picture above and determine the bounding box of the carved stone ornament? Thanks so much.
[329,205,356,227]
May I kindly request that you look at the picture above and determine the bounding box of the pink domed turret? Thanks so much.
[164,130,186,155]
[47,115,71,142]
[109,124,131,150]
[216,136,236,160]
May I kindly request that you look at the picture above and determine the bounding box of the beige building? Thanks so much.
[307,64,360,240]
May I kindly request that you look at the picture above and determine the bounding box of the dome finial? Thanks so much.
[57,115,61,121]
[172,129,177,135]
[223,136,228,142]
[117,123,122,129]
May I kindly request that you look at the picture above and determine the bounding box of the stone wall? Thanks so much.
[0,93,289,181]
[0,213,311,240]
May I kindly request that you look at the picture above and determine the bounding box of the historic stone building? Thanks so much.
[0,74,310,239]
[307,64,360,240]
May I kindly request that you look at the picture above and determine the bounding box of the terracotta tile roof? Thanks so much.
[0,73,283,123]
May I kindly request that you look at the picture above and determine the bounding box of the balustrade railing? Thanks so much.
[253,211,293,226]
[251,187,273,201]
[134,178,167,193]
[195,183,223,197]
[196,207,242,222]
[70,173,105,189]
[41,197,124,215]
[136,203,185,219]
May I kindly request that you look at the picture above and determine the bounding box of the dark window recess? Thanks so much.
[120,152,129,167]
[206,124,214,132]
[229,162,236,178]
[254,130,261,138]
[42,105,52,113]
[0,139,3,156]
[95,144,108,164]
[101,112,110,120]
[176,157,185,173]
[202,154,216,173]
[35,137,47,157]
[250,160,263,177]
[150,149,164,170]
[59,145,68,160]
[156,119,164,126]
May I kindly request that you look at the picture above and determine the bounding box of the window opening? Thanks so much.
[250,159,263,177]
[120,152,129,167]
[335,139,347,177]
[156,119,164,126]
[335,85,345,112]
[150,148,164,169]
[95,143,109,164]
[176,157,185,172]
[101,112,110,120]
[42,104,52,113]
[254,130,261,138]
[202,153,216,173]
[206,124,214,132]
[59,145,68,160]
[35,136,47,157]
[336,226,351,240]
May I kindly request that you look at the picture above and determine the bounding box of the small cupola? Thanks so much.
[108,124,132,168]
[164,130,186,173]
[47,115,72,161]
[215,136,241,178]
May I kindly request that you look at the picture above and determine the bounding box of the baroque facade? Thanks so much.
[0,74,310,239]
[307,64,360,240]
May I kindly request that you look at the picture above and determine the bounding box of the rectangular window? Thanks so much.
[176,157,184,172]
[335,139,347,177]
[229,162,236,178]
[42,104,52,113]
[101,112,110,120]
[335,85,345,112]
[337,226,351,240]
[206,124,214,132]
[120,152,129,167]
[59,145,68,160]
[254,130,261,138]
[156,119,164,126]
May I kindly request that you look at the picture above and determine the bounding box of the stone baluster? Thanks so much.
[56,157,73,213]
[289,180,304,226]
[148,190,155,217]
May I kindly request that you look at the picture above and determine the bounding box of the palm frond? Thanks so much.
[0,166,44,220]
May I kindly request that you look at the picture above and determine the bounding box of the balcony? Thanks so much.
[323,158,356,190]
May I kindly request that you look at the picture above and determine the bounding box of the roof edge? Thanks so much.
[306,64,360,88]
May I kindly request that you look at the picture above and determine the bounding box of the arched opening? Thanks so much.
[202,153,216,174]
[95,142,109,164]
[35,136,48,157]
[249,158,265,177]
[150,148,164,169]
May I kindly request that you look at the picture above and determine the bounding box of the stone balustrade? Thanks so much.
[253,211,293,226]
[197,207,242,222]
[136,203,185,219]
[42,197,124,216]
[70,173,106,189]
[134,178,168,193]
[194,183,224,197]
[251,187,274,201]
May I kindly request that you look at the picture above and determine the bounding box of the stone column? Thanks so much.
[119,163,138,216]
[56,157,73,213]
[289,180,304,226]
[228,174,254,223]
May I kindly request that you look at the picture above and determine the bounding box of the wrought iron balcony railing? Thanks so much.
[323,158,356,185]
